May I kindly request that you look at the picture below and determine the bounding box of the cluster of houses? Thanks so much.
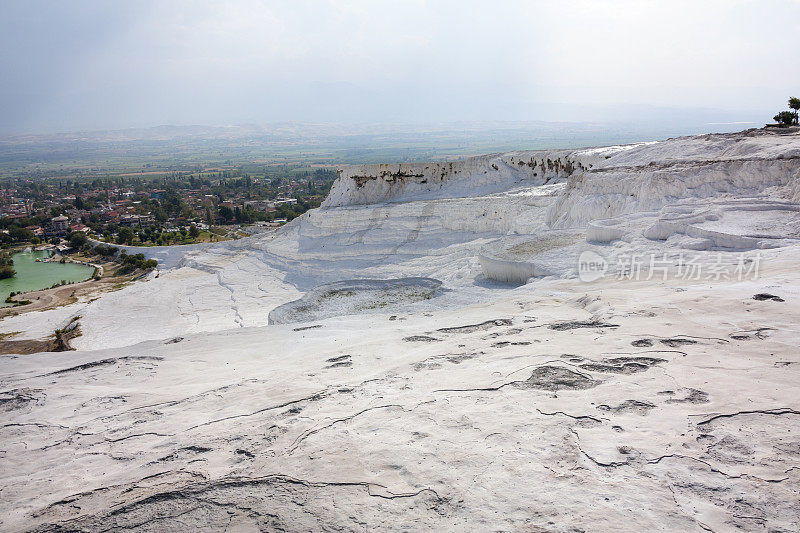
[0,171,327,245]
[1,191,302,239]
[17,215,89,240]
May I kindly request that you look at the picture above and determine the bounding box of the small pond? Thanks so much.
[0,250,95,307]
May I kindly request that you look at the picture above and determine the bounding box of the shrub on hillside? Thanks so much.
[116,252,158,274]
[93,244,119,257]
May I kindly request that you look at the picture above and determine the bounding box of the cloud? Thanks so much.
[0,0,798,132]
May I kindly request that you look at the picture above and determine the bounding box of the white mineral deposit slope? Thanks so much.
[1,128,800,531]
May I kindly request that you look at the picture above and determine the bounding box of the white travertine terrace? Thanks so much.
[1,128,800,531]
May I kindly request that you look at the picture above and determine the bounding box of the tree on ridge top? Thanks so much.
[789,97,800,125]
[772,97,799,126]
[774,111,795,126]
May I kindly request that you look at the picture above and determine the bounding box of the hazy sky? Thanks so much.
[1,0,799,133]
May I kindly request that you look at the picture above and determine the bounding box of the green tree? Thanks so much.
[0,251,15,279]
[117,227,134,245]
[69,232,88,250]
[789,97,800,125]
[218,205,234,223]
[774,111,795,126]
[93,244,118,257]
[153,206,168,223]
[8,226,33,243]
[189,224,200,240]
[162,188,184,216]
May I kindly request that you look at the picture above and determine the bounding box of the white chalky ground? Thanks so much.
[1,128,799,531]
